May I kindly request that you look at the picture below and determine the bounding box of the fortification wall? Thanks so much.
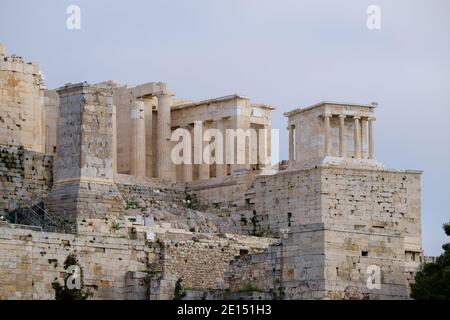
[159,232,277,291]
[253,168,322,237]
[43,90,58,155]
[187,173,260,235]
[254,167,421,299]
[320,166,422,251]
[224,242,282,297]
[0,48,46,153]
[323,227,408,299]
[0,224,280,300]
[0,145,52,211]
[318,166,422,299]
[0,224,160,300]
[186,166,422,299]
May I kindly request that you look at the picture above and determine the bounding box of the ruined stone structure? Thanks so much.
[0,44,422,300]
[0,45,46,153]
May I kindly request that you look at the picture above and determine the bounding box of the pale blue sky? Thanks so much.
[1,0,449,255]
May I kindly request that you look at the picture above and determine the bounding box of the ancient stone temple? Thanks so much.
[285,102,378,167]
[0,44,422,300]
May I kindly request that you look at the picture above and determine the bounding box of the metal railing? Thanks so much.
[8,201,75,234]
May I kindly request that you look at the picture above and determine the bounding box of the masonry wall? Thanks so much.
[319,166,422,299]
[252,166,421,247]
[46,84,124,225]
[323,228,408,299]
[0,145,52,211]
[250,166,421,299]
[187,173,259,235]
[159,232,277,292]
[0,224,280,300]
[280,225,327,299]
[224,243,282,297]
[163,240,236,290]
[43,90,58,155]
[0,225,160,300]
[0,51,46,153]
[253,169,322,237]
[320,167,422,252]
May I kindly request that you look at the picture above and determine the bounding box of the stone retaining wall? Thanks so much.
[0,145,52,211]
[0,224,160,300]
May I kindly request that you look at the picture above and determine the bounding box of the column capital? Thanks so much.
[153,82,174,97]
[367,116,376,121]
[153,90,174,97]
[353,116,361,120]
[338,114,346,119]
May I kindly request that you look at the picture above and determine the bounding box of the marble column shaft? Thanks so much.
[157,93,172,180]
[368,117,375,160]
[216,118,227,177]
[354,116,361,159]
[183,124,194,182]
[199,121,210,180]
[339,114,346,158]
[144,98,153,177]
[131,100,146,177]
[324,114,331,156]
[288,125,295,166]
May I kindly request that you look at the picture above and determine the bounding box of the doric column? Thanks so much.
[324,114,332,156]
[131,100,146,177]
[143,98,153,177]
[199,121,210,180]
[216,118,227,177]
[288,124,295,166]
[338,114,346,158]
[353,116,361,159]
[156,91,173,180]
[110,97,117,176]
[183,124,193,182]
[368,117,376,160]
[259,123,271,170]
[295,122,301,163]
